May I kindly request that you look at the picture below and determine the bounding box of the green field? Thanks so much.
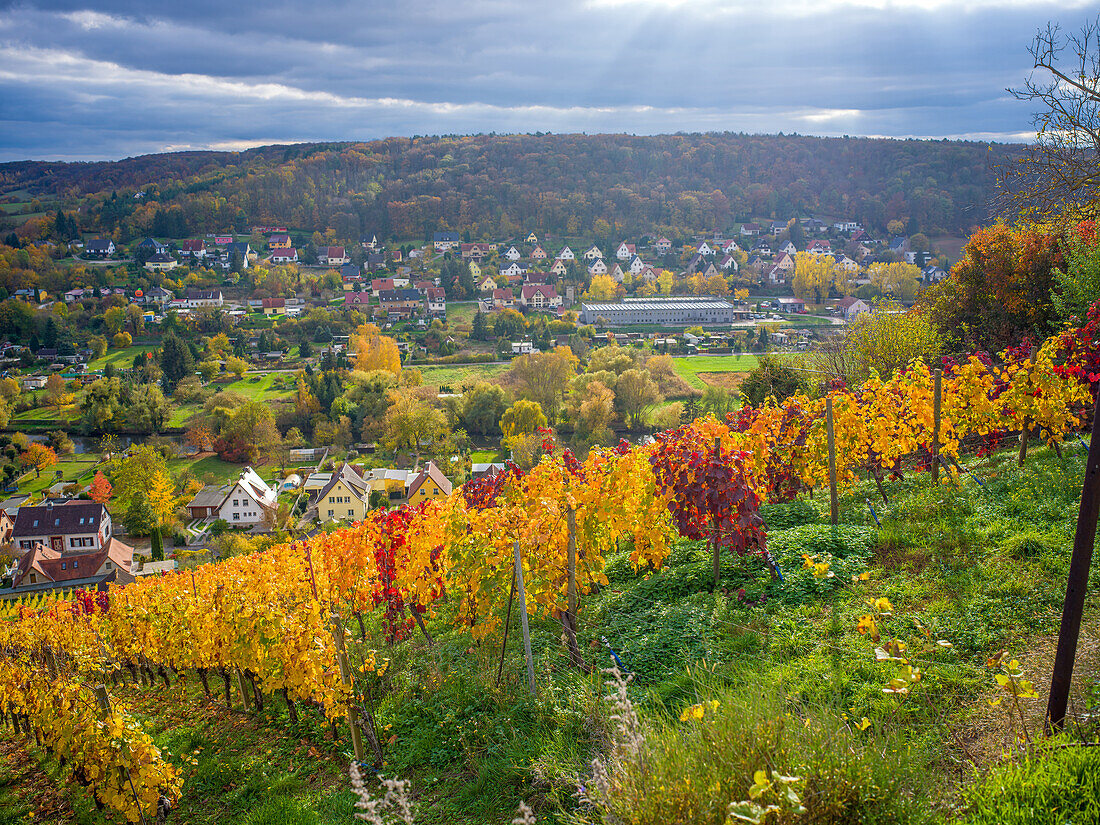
[167,454,252,486]
[445,301,480,327]
[17,455,100,496]
[88,344,157,372]
[416,362,508,389]
[671,353,759,390]
[215,373,296,402]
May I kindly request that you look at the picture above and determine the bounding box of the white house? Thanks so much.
[588,259,608,276]
[216,468,278,526]
[615,242,636,260]
[627,256,647,276]
[500,262,526,278]
[696,241,714,256]
[520,284,562,310]
[837,297,871,321]
[504,246,522,261]
[557,246,575,261]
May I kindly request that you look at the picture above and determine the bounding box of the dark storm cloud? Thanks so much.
[0,0,1093,160]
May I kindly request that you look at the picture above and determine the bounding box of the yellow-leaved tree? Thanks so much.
[791,252,835,303]
[352,323,402,376]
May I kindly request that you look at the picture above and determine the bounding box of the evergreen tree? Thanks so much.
[159,332,194,391]
[472,310,489,341]
[150,526,164,562]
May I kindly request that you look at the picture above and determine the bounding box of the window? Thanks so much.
[233,513,240,521]
[29,574,36,584]
[329,496,335,504]
[232,500,239,507]
[73,560,78,569]
[61,562,66,570]
[347,509,354,518]
[105,561,112,570]
[55,519,60,526]
[32,519,38,527]
[328,510,334,518]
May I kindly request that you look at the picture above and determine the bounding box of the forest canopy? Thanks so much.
[0,133,1019,241]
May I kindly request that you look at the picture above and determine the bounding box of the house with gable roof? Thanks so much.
[557,246,575,261]
[583,245,603,260]
[520,284,562,310]
[217,467,278,527]
[316,463,372,522]
[655,238,672,253]
[407,461,453,503]
[615,242,636,260]
[550,259,568,277]
[588,259,608,276]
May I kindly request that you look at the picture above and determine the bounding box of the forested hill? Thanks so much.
[0,133,1022,240]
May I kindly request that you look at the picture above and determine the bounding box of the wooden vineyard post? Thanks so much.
[234,669,252,712]
[826,396,839,525]
[712,437,722,589]
[932,368,942,483]
[513,541,537,697]
[495,564,517,688]
[564,507,584,670]
[1019,345,1038,467]
[1047,389,1100,733]
[330,613,367,763]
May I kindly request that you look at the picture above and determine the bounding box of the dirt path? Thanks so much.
[0,735,82,824]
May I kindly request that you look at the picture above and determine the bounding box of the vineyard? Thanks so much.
[2,319,1100,823]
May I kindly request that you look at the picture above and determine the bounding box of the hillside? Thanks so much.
[1,441,1097,825]
[0,134,1021,241]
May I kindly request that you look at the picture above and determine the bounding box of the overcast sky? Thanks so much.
[0,0,1092,162]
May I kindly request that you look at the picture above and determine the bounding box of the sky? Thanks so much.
[0,0,1094,162]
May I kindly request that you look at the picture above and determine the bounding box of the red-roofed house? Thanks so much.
[520,284,562,310]
[345,291,371,307]
[271,248,298,263]
[407,461,453,502]
[615,242,636,260]
[320,246,349,266]
[807,240,832,256]
[262,297,286,316]
[426,287,446,317]
[180,239,207,258]
[492,289,514,310]
[371,278,396,295]
[9,537,135,591]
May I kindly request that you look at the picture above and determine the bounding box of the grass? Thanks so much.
[2,441,1098,823]
[17,455,100,495]
[446,301,481,327]
[88,345,157,372]
[416,362,508,390]
[167,454,251,486]
[215,373,297,403]
[671,353,759,390]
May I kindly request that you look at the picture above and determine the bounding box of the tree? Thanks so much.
[225,356,249,378]
[44,374,71,414]
[1052,222,1100,321]
[584,273,617,300]
[383,390,448,456]
[216,401,282,463]
[1002,18,1100,224]
[185,421,215,452]
[739,356,806,406]
[573,380,615,444]
[461,382,508,436]
[88,471,112,504]
[700,385,738,419]
[129,384,173,433]
[103,306,126,335]
[615,368,661,429]
[791,252,835,303]
[471,310,490,341]
[841,305,945,384]
[509,347,576,421]
[20,443,57,478]
[80,377,122,432]
[500,399,547,445]
[112,332,133,349]
[159,332,194,391]
[493,308,526,339]
[89,335,108,360]
[866,261,922,303]
[351,323,402,376]
[918,223,1060,352]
